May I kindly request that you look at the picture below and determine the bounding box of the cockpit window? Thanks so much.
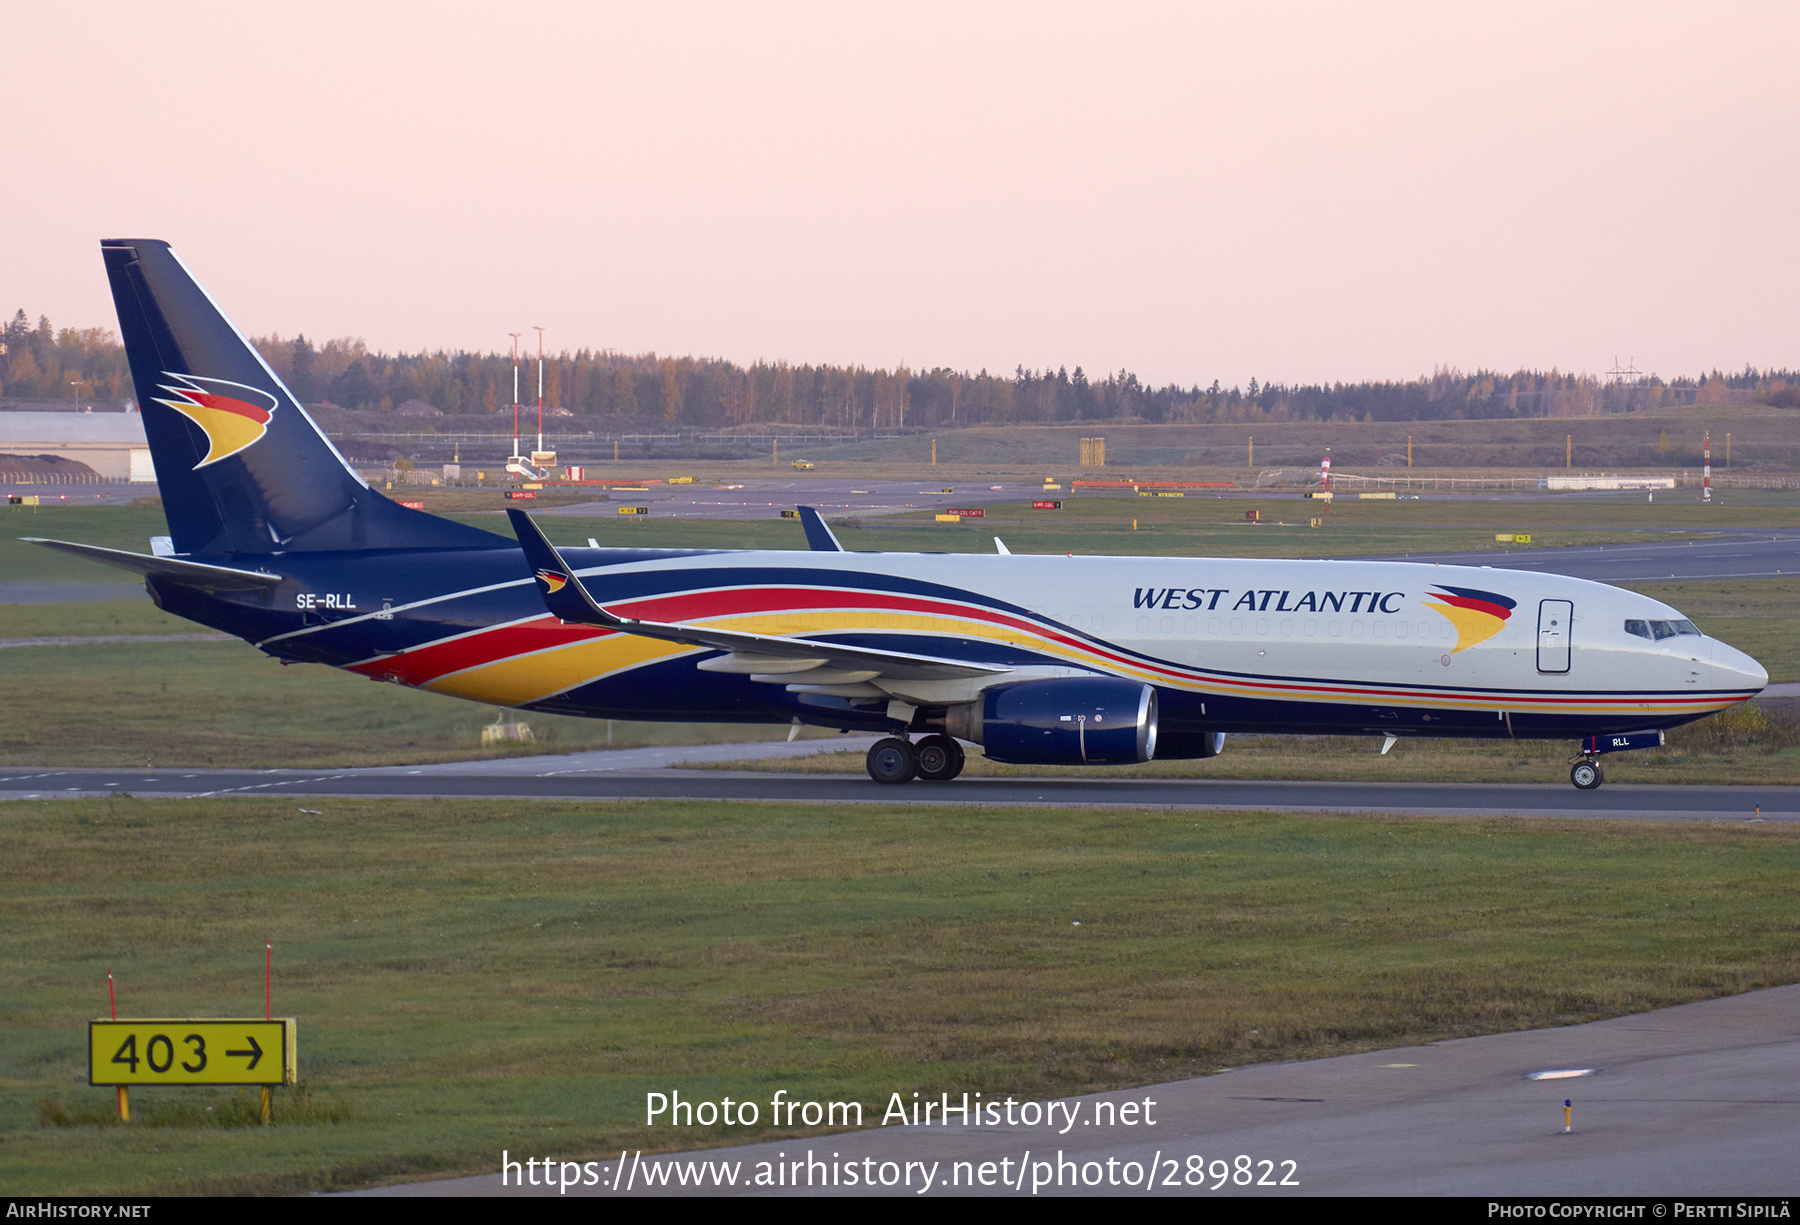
[1627,618,1701,641]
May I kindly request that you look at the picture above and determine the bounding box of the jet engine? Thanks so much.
[945,677,1157,765]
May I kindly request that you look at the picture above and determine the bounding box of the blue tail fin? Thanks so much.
[101,239,503,556]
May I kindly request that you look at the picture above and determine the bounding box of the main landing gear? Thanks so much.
[865,734,965,784]
[1570,758,1604,790]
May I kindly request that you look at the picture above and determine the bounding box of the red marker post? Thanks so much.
[263,943,273,1123]
[109,972,127,1122]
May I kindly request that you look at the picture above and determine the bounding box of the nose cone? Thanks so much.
[1709,638,1768,693]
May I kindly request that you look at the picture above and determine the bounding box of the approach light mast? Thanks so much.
[508,332,522,464]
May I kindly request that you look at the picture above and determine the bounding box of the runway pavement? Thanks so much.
[3,747,1793,820]
[352,982,1800,1197]
[1375,530,1800,583]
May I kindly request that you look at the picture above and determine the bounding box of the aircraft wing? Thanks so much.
[22,538,283,592]
[506,509,1005,682]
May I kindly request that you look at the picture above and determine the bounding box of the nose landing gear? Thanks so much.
[1568,729,1664,789]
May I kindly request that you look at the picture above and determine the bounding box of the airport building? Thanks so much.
[0,409,153,482]
[1537,474,1677,491]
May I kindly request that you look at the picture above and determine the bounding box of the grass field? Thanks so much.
[11,490,1800,585]
[2,795,1797,1195]
[844,488,1800,560]
[758,404,1800,474]
[327,403,1800,475]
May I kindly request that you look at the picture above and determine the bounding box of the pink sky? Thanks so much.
[5,2,1796,388]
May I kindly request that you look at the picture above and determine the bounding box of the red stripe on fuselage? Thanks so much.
[346,617,615,685]
[609,583,1109,653]
[605,582,1167,674]
[609,584,988,624]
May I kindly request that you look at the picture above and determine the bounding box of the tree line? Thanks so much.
[3,308,1796,426]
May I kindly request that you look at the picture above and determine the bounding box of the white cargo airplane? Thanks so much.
[28,240,1769,791]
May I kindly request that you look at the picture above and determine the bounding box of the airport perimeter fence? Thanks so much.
[0,472,138,486]
[334,429,895,456]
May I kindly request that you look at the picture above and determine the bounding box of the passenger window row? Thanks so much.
[1129,614,1456,641]
[1623,618,1700,640]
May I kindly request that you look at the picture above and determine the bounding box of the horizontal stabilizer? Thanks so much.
[505,509,1004,681]
[22,538,282,592]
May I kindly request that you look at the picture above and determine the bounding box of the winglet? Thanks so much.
[795,506,844,552]
[995,537,1011,555]
[505,509,625,628]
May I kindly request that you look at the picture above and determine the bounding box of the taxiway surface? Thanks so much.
[1374,530,1800,583]
[3,754,1793,820]
[354,983,1800,1197]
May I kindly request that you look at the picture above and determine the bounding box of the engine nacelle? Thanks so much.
[947,678,1157,765]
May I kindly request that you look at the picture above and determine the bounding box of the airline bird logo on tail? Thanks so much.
[152,373,279,468]
[535,568,569,595]
[1424,585,1516,652]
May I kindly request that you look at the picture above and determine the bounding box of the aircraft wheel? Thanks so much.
[866,737,919,784]
[914,735,965,782]
[1571,760,1603,790]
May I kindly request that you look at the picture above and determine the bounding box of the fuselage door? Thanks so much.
[1537,599,1572,673]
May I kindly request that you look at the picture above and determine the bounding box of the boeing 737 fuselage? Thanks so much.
[26,240,1767,790]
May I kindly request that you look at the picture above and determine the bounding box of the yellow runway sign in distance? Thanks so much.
[90,1019,296,1086]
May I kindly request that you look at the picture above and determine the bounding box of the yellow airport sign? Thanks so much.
[90,1019,296,1086]
[1496,533,1533,543]
[935,513,961,522]
[618,506,650,515]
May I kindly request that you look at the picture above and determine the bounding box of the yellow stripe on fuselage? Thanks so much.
[423,633,694,706]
